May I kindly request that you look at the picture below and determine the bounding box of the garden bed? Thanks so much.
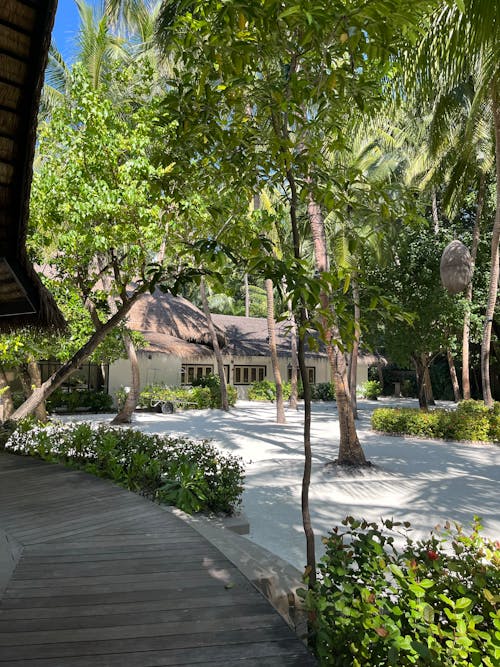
[371,400,500,444]
[4,420,244,515]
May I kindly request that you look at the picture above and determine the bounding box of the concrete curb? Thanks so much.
[162,507,308,640]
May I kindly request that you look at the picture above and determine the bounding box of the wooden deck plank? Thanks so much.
[1,641,312,666]
[0,452,317,665]
[0,625,296,661]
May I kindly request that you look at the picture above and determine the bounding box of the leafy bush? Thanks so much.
[5,421,244,514]
[372,401,500,442]
[139,380,236,410]
[302,516,500,666]
[0,420,17,450]
[248,380,276,401]
[247,379,292,402]
[46,389,113,413]
[311,382,336,401]
[360,380,382,400]
[192,373,238,407]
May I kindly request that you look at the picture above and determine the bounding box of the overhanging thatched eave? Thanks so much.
[0,0,65,329]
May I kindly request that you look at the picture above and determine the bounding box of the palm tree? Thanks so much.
[414,0,500,406]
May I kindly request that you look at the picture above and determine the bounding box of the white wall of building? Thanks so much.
[108,351,370,403]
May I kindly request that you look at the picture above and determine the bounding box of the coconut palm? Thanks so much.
[414,0,500,406]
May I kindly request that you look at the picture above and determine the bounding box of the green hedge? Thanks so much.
[302,517,500,666]
[5,421,244,514]
[247,380,292,401]
[372,400,500,443]
[139,378,237,411]
[46,389,113,413]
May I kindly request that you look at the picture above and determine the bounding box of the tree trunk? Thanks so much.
[97,266,140,424]
[463,174,485,399]
[285,161,316,589]
[244,273,250,317]
[349,278,360,418]
[111,331,140,424]
[27,361,47,422]
[307,192,366,465]
[200,278,229,411]
[288,298,299,410]
[0,368,14,422]
[431,189,440,234]
[481,93,500,407]
[10,294,141,421]
[376,356,385,387]
[447,349,461,402]
[265,278,285,424]
[422,355,435,406]
[413,354,428,410]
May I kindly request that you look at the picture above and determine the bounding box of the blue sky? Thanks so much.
[52,1,99,61]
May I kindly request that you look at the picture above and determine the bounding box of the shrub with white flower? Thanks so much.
[5,420,244,514]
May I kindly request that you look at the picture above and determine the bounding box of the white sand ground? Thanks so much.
[61,398,500,573]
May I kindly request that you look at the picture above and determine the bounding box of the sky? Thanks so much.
[52,0,99,62]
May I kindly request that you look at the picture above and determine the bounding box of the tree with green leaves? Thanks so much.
[11,60,174,421]
[413,0,500,406]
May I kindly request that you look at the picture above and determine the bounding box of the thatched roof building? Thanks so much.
[211,313,323,358]
[0,0,64,329]
[127,291,226,358]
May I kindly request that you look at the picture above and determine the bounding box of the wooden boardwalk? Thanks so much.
[0,453,316,666]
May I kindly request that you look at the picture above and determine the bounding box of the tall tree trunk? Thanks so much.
[100,363,109,392]
[286,162,316,589]
[244,273,250,317]
[447,349,461,402]
[111,331,140,424]
[27,361,47,422]
[376,356,385,387]
[349,278,360,418]
[431,189,440,234]
[0,368,14,422]
[10,295,141,421]
[200,278,229,411]
[481,93,500,407]
[413,354,428,410]
[288,298,299,410]
[98,266,140,425]
[422,355,435,406]
[265,278,285,424]
[463,174,485,399]
[307,192,366,465]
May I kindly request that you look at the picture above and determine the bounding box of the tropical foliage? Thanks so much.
[372,401,500,442]
[302,516,500,666]
[5,421,244,514]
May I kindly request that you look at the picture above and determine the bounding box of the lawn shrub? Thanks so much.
[139,381,237,410]
[311,382,336,401]
[302,517,500,666]
[46,389,113,413]
[5,421,244,514]
[192,373,238,407]
[372,401,500,442]
[359,380,382,400]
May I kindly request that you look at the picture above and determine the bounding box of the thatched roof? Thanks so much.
[127,291,226,355]
[211,314,313,358]
[140,332,216,359]
[0,0,64,329]
[128,293,382,365]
